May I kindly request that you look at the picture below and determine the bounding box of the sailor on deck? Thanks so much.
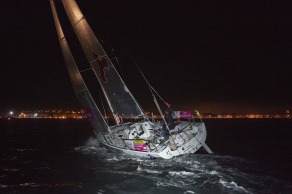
[160,108,175,138]
[164,108,175,129]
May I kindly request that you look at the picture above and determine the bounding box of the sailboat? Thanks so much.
[50,0,213,159]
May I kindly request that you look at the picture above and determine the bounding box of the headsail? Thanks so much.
[61,0,145,118]
[50,0,111,134]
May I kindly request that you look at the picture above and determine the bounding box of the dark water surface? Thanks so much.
[0,118,291,194]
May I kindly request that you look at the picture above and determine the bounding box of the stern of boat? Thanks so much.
[163,121,209,157]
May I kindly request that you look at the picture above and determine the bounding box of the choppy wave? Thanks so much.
[0,182,83,189]
[74,136,292,194]
[74,136,108,156]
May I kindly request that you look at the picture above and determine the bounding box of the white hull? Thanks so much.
[94,121,209,159]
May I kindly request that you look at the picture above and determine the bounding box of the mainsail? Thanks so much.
[50,0,111,134]
[61,0,145,118]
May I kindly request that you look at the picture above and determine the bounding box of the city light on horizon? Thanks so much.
[1,108,291,120]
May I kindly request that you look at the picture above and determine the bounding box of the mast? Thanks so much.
[61,0,146,122]
[50,0,111,134]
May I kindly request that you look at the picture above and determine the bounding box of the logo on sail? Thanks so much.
[92,52,109,83]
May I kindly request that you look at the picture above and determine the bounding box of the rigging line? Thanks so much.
[108,21,153,94]
[97,86,108,124]
[150,86,165,101]
[124,46,167,104]
[109,56,118,62]
[80,67,92,73]
[117,50,149,120]
[122,42,169,124]
[105,18,158,121]
[76,89,87,94]
[128,53,152,89]
[124,48,158,104]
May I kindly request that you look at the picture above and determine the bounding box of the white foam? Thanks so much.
[184,191,196,194]
[169,171,194,176]
[97,189,105,194]
[74,136,107,155]
[20,183,40,187]
[107,156,119,161]
[3,168,20,172]
[219,179,250,193]
[137,165,161,174]
[84,136,100,147]
[9,148,38,152]
[209,170,218,175]
[155,182,169,187]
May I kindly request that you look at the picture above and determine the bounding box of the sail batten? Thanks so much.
[61,0,145,119]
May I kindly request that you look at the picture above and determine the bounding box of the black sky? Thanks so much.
[1,0,291,114]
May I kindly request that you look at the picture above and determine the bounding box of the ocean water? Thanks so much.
[0,118,291,194]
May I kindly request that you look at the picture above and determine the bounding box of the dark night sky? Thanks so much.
[1,0,291,114]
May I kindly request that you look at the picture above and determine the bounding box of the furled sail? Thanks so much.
[50,0,111,134]
[61,0,145,118]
